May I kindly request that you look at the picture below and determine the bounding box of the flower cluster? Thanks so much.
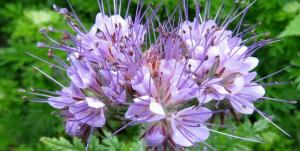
[27,0,290,150]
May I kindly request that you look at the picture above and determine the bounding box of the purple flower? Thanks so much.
[100,70,127,104]
[61,109,87,136]
[227,72,265,114]
[65,117,83,136]
[125,59,211,147]
[67,57,101,91]
[143,123,166,147]
[125,96,166,123]
[48,83,84,109]
[141,106,212,147]
[178,19,265,114]
[130,59,198,106]
[29,0,290,149]
[48,83,106,129]
[170,106,212,147]
[69,97,105,127]
[77,13,145,80]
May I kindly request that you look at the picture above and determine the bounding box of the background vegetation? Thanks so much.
[0,0,299,150]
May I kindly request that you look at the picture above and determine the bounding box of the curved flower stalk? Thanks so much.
[22,0,296,150]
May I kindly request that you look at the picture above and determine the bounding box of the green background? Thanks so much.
[0,0,300,150]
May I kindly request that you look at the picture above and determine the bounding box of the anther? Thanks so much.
[39,28,48,33]
[48,49,54,58]
[37,42,46,48]
[48,27,55,32]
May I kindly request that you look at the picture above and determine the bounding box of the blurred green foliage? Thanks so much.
[0,0,299,150]
[41,131,144,151]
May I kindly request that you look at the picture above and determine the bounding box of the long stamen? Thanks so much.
[125,0,131,18]
[33,66,64,87]
[106,0,112,15]
[227,0,257,25]
[109,121,135,137]
[18,89,55,98]
[113,0,117,15]
[26,52,66,71]
[254,65,293,82]
[214,0,225,22]
[97,0,104,13]
[201,141,217,151]
[66,0,88,33]
[30,88,59,95]
[261,97,297,104]
[256,109,291,137]
[208,128,262,143]
[260,81,291,87]
[85,127,94,151]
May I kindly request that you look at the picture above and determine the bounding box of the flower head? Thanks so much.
[125,59,211,147]
[26,0,292,150]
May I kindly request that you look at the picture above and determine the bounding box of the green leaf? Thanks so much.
[280,14,300,37]
[40,137,82,151]
[72,138,86,151]
[283,1,300,14]
[253,119,269,133]
[41,132,144,151]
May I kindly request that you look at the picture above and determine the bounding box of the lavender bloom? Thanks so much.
[76,12,145,80]
[178,19,265,114]
[69,97,105,127]
[48,83,83,109]
[227,72,265,114]
[67,57,101,91]
[142,106,212,148]
[26,0,293,150]
[170,106,212,146]
[48,83,106,131]
[143,122,166,147]
[126,59,211,147]
[101,70,127,104]
[125,96,166,123]
[65,116,83,136]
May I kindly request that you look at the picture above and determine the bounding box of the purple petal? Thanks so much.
[230,97,255,114]
[48,96,74,109]
[144,124,166,147]
[125,96,165,123]
[169,107,211,146]
[65,119,82,136]
[69,101,105,127]
[176,106,213,123]
[131,66,157,96]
